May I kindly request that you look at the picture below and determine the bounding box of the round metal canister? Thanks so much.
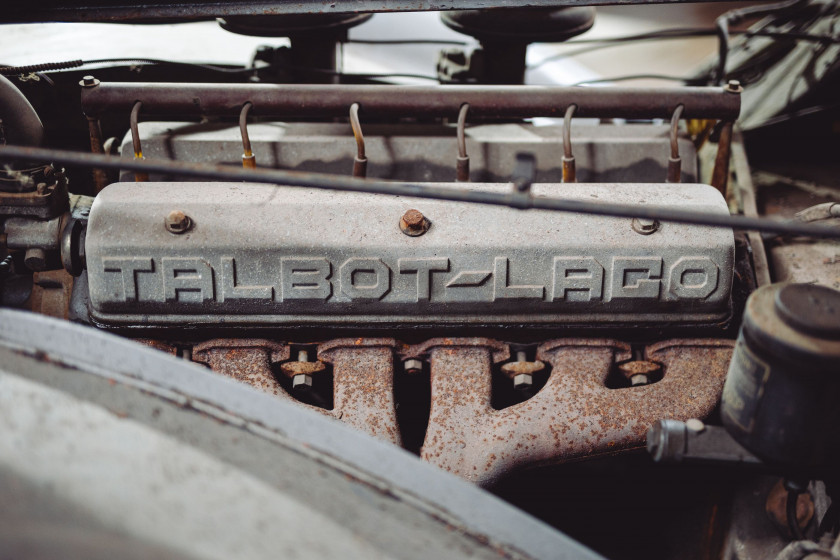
[721,283,840,471]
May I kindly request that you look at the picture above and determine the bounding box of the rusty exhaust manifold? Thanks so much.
[180,336,733,486]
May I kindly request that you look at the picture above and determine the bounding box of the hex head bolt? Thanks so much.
[400,209,430,237]
[280,349,327,393]
[618,360,662,386]
[631,217,659,235]
[501,350,545,391]
[165,210,192,234]
[403,358,424,375]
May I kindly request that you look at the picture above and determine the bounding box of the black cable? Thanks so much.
[2,143,839,240]
[0,59,83,75]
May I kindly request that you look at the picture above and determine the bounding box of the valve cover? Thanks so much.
[85,182,734,327]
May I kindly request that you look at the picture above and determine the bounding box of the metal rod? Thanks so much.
[562,104,576,183]
[129,100,148,182]
[456,103,470,182]
[667,104,684,183]
[2,144,838,240]
[349,103,367,178]
[81,83,741,121]
[711,120,734,195]
[239,102,256,169]
[85,115,108,192]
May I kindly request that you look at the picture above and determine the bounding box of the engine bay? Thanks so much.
[2,2,840,559]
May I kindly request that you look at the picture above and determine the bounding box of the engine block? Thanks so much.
[85,181,734,327]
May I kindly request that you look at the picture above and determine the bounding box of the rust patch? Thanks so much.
[319,338,402,446]
[192,339,289,398]
[420,338,733,486]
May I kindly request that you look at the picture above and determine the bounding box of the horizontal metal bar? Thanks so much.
[0,0,741,23]
[1,144,837,239]
[81,82,741,121]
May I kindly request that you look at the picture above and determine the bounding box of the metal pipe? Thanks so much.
[562,104,576,183]
[711,121,733,195]
[86,115,108,192]
[81,83,741,121]
[2,144,839,240]
[129,101,148,182]
[667,104,684,183]
[239,102,256,169]
[349,103,367,178]
[456,103,469,182]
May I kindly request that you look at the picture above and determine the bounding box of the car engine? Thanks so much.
[1,2,839,559]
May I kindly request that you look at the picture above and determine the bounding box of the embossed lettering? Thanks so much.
[668,256,719,299]
[492,257,544,300]
[219,257,273,302]
[162,257,214,303]
[280,258,331,300]
[610,257,662,299]
[551,257,604,302]
[102,256,154,302]
[339,257,391,300]
[398,257,449,302]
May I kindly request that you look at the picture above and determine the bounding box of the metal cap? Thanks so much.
[775,283,840,339]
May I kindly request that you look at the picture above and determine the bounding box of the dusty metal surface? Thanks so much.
[770,242,840,291]
[118,121,699,184]
[189,338,402,446]
[82,82,741,121]
[84,181,735,327]
[193,339,289,397]
[417,337,733,486]
[28,269,74,319]
[0,309,606,560]
[173,334,733,485]
[320,338,402,446]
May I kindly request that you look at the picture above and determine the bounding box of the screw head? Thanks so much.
[79,75,100,88]
[630,374,650,386]
[292,374,313,392]
[631,217,659,235]
[725,80,743,94]
[400,209,430,237]
[165,210,192,234]
[513,373,533,391]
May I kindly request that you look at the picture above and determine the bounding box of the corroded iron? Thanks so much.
[180,335,731,485]
[416,337,733,486]
[192,339,289,397]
